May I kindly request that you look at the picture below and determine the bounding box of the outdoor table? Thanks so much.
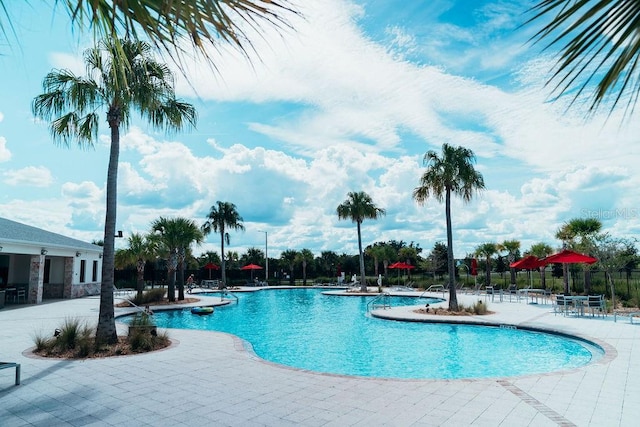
[563,295,588,316]
[518,288,547,304]
[4,287,16,303]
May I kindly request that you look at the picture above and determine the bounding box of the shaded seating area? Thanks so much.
[554,294,606,317]
[1,285,28,306]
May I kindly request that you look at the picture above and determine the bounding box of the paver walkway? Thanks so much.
[1,291,639,426]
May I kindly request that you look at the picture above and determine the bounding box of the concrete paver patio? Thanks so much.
[1,290,639,426]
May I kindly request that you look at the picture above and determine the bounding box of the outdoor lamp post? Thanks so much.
[258,230,268,282]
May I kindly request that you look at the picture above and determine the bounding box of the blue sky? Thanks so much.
[1,0,639,259]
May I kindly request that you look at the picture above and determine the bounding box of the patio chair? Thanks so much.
[15,287,27,303]
[506,284,519,302]
[586,295,606,318]
[554,294,573,316]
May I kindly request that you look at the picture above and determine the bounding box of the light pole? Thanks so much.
[258,230,268,283]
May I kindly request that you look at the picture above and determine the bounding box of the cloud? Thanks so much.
[3,166,52,186]
[0,136,11,162]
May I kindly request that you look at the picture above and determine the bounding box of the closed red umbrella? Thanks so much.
[470,258,478,276]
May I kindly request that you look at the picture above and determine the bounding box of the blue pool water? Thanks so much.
[133,288,601,379]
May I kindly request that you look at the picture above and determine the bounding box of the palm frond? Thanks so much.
[528,0,640,115]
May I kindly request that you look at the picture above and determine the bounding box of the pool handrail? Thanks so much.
[367,292,391,312]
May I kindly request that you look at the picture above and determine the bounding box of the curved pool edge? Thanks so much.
[370,305,616,373]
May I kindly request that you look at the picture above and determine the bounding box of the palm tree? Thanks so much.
[528,242,554,290]
[555,218,602,294]
[475,243,498,290]
[528,1,640,115]
[152,217,204,301]
[201,201,245,288]
[297,249,315,286]
[336,191,387,292]
[32,38,197,345]
[281,250,299,286]
[1,2,297,68]
[499,240,521,287]
[365,244,386,279]
[114,232,157,298]
[413,144,485,311]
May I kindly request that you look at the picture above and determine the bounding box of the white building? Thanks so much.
[0,217,103,304]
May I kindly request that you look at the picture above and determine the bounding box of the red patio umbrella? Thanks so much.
[470,258,478,276]
[542,250,597,294]
[204,262,220,279]
[388,262,415,285]
[510,255,544,270]
[542,250,597,265]
[510,256,545,288]
[241,263,263,280]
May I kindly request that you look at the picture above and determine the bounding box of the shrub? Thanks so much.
[127,313,169,352]
[130,288,166,305]
[55,318,92,351]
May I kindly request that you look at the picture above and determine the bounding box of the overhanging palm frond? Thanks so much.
[63,0,298,60]
[528,0,640,115]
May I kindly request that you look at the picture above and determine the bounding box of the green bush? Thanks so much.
[55,318,93,351]
[457,300,488,315]
[127,313,169,352]
[130,288,166,305]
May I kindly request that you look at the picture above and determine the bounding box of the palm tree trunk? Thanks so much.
[562,263,569,294]
[96,119,120,345]
[584,268,592,295]
[220,231,226,288]
[357,221,367,292]
[445,188,458,310]
[302,262,307,286]
[485,258,491,289]
[136,260,145,299]
[178,261,185,300]
[168,250,177,302]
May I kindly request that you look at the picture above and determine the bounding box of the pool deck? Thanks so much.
[1,290,639,426]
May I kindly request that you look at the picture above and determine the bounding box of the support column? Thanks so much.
[63,257,74,298]
[29,254,45,304]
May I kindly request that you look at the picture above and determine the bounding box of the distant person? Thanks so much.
[187,274,194,293]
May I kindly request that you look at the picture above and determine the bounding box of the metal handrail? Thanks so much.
[220,290,239,303]
[367,292,391,312]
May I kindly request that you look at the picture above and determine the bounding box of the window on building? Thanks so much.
[80,260,86,283]
[92,260,98,282]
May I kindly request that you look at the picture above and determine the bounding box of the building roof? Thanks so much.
[0,217,103,252]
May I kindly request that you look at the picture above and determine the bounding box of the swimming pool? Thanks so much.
[135,288,602,379]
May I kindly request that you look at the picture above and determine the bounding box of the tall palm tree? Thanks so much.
[336,191,386,292]
[152,217,204,301]
[114,232,157,298]
[556,217,602,294]
[281,250,299,286]
[297,248,315,286]
[413,144,485,311]
[32,38,197,344]
[528,1,640,115]
[475,243,499,290]
[499,239,521,287]
[201,201,245,288]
